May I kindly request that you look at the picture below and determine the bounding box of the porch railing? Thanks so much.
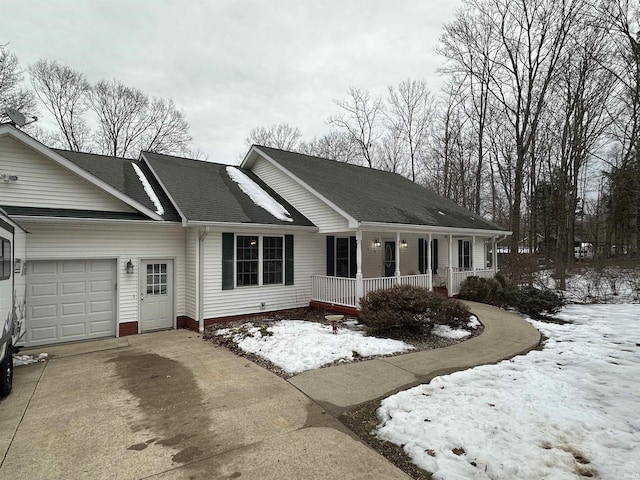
[312,274,432,309]
[448,268,495,296]
[311,275,357,308]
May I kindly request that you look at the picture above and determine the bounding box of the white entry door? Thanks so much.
[140,259,174,332]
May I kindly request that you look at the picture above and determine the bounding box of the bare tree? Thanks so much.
[246,123,302,150]
[29,59,91,151]
[386,79,434,182]
[328,86,383,168]
[0,46,37,123]
[439,0,586,252]
[87,78,191,158]
[299,130,360,163]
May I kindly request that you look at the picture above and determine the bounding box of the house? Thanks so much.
[0,124,510,347]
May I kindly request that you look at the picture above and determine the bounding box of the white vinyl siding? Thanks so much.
[21,222,186,327]
[251,157,350,232]
[202,230,324,319]
[0,136,135,212]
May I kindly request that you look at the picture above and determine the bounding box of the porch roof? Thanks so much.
[250,146,508,233]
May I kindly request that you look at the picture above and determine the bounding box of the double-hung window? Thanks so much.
[458,239,471,270]
[236,235,283,287]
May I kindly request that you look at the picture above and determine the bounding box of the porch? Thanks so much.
[310,229,501,311]
[311,268,495,311]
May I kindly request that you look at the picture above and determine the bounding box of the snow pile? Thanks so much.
[215,320,413,374]
[375,304,640,479]
[226,167,293,222]
[132,163,165,215]
[432,315,481,339]
[14,352,48,366]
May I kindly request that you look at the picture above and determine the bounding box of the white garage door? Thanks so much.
[26,259,116,346]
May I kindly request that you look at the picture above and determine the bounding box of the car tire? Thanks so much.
[0,343,13,397]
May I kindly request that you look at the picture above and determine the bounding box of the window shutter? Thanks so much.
[349,236,357,278]
[222,232,234,290]
[326,236,335,276]
[285,234,294,285]
[458,240,463,268]
[431,239,438,274]
[418,238,425,274]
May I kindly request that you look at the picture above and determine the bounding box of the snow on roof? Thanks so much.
[132,163,165,216]
[226,166,293,222]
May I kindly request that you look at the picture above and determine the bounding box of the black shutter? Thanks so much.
[285,234,294,285]
[418,238,425,274]
[458,240,463,268]
[349,236,357,278]
[326,236,335,276]
[222,233,234,290]
[431,239,438,274]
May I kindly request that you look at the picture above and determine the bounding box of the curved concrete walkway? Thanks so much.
[288,301,541,413]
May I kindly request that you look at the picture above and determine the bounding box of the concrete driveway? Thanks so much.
[0,330,408,480]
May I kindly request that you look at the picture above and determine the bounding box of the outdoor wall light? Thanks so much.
[126,259,134,274]
[401,239,408,249]
[373,239,381,248]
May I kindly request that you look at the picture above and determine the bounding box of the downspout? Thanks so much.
[197,227,210,333]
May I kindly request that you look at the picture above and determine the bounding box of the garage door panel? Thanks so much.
[27,260,116,346]
[90,279,112,293]
[61,261,87,274]
[31,283,58,297]
[31,304,57,319]
[61,281,86,295]
[62,302,85,316]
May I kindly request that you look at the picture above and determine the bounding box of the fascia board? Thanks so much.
[0,126,163,221]
[185,220,318,232]
[358,221,512,237]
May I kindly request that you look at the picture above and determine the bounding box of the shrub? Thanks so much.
[458,276,500,304]
[500,285,565,318]
[359,285,471,333]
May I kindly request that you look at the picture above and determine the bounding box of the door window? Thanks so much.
[146,263,168,295]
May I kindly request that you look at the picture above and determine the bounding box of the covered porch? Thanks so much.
[310,228,503,311]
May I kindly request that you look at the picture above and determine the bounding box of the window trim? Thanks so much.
[235,234,285,288]
[0,237,11,281]
[458,239,472,270]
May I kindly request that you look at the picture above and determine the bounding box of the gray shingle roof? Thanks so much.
[255,146,507,232]
[142,152,315,226]
[54,149,181,222]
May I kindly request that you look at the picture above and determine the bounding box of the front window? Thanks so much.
[237,236,259,286]
[236,235,284,287]
[458,239,471,269]
[336,237,350,278]
[263,236,283,285]
[0,237,10,280]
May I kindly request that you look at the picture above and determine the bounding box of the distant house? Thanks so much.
[0,124,510,347]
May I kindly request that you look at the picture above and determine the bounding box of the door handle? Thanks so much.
[141,292,144,301]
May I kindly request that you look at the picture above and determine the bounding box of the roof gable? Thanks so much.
[249,146,508,233]
[141,151,315,227]
[0,125,163,220]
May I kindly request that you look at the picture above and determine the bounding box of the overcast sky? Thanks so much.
[1,0,463,164]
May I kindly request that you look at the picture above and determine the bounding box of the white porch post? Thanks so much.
[472,235,476,273]
[427,233,432,291]
[448,234,453,295]
[493,236,498,274]
[395,231,401,284]
[356,230,364,308]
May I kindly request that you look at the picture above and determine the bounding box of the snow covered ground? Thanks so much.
[215,320,414,374]
[13,352,48,366]
[375,303,640,479]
